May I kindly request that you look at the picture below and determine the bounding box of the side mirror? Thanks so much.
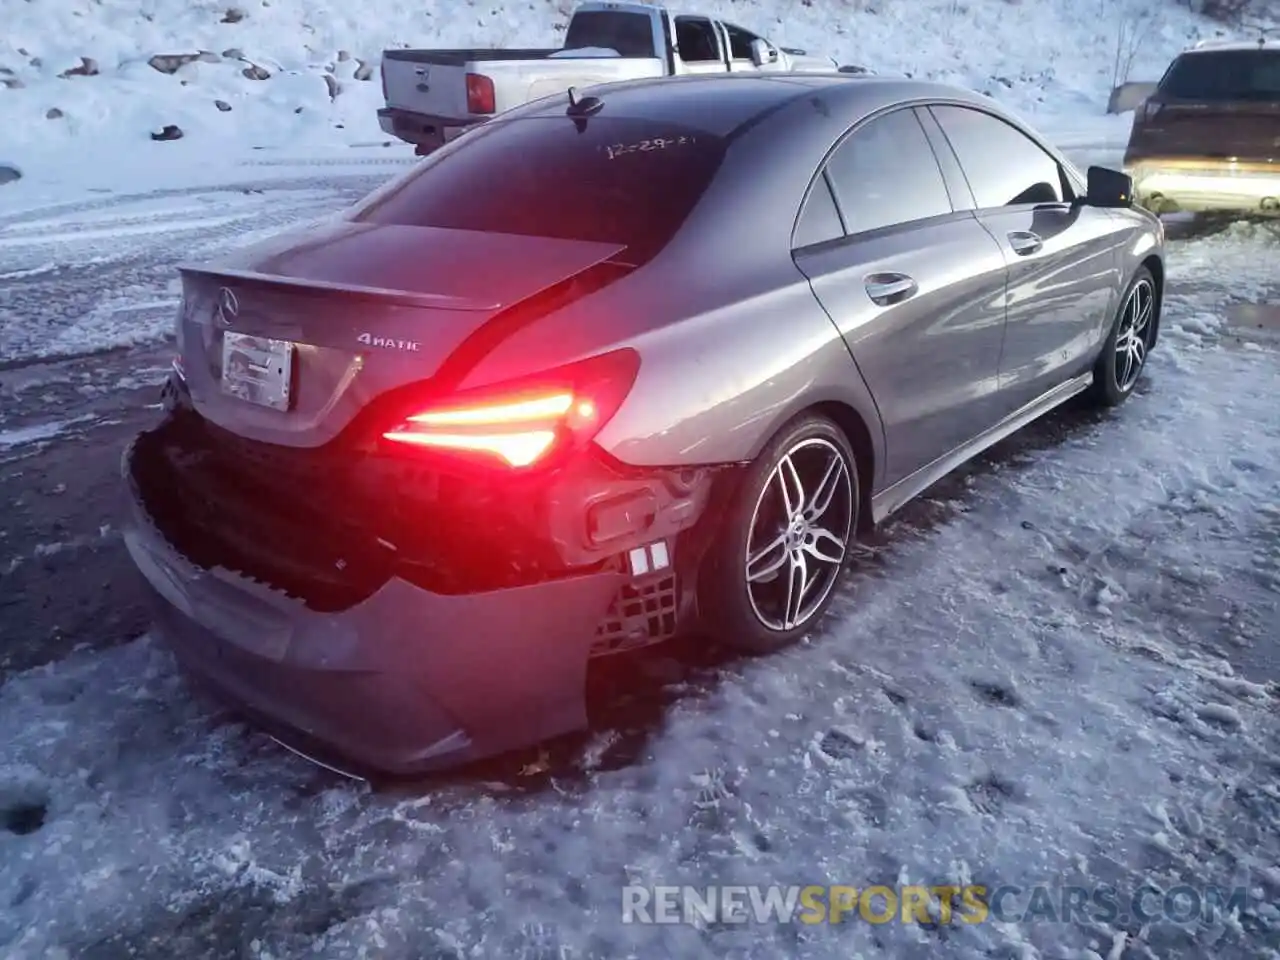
[749,38,777,66]
[1085,165,1134,208]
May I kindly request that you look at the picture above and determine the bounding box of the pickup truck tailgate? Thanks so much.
[382,49,556,118]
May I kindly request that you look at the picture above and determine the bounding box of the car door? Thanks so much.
[926,105,1124,417]
[672,16,727,74]
[721,22,778,72]
[792,106,1010,487]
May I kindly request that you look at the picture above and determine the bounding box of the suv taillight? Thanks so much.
[1139,100,1163,122]
[380,348,640,469]
[466,73,496,114]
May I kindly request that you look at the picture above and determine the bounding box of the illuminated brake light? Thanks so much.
[380,349,639,468]
[384,428,558,467]
[466,73,496,114]
[408,392,574,426]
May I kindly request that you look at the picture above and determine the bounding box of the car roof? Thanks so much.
[510,73,994,137]
[1181,37,1276,54]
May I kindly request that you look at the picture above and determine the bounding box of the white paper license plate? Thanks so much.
[220,331,295,412]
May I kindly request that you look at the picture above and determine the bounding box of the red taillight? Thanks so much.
[381,348,639,468]
[172,353,186,381]
[1140,100,1163,122]
[465,72,496,114]
[380,61,389,100]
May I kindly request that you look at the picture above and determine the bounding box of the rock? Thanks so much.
[214,99,232,112]
[837,64,872,74]
[323,74,340,101]
[0,164,22,186]
[222,48,245,60]
[29,58,42,69]
[242,63,270,80]
[148,53,207,74]
[0,67,13,76]
[2,78,25,90]
[337,50,351,62]
[222,7,246,23]
[58,57,99,78]
[353,59,375,81]
[151,124,184,141]
[17,48,28,56]
[294,106,303,114]
[45,107,64,119]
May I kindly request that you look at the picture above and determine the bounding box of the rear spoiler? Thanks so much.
[176,265,502,312]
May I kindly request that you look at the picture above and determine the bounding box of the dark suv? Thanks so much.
[1123,38,1280,217]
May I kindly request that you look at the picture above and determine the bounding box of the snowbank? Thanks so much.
[0,0,1246,194]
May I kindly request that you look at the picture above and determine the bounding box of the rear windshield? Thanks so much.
[563,11,657,58]
[1159,50,1280,101]
[351,116,726,256]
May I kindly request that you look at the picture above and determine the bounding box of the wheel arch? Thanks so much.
[1140,253,1164,348]
[785,399,878,535]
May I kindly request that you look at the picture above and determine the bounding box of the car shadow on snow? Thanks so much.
[362,389,1129,798]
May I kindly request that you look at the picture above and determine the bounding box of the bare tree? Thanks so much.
[1110,3,1161,88]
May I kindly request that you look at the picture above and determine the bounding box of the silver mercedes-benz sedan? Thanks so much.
[122,73,1165,776]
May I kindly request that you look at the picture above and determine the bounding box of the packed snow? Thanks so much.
[2,0,1280,956]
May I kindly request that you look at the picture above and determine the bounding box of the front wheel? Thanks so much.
[700,414,859,654]
[1086,266,1157,407]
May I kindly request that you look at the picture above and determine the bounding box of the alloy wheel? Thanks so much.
[744,437,854,632]
[1115,278,1154,393]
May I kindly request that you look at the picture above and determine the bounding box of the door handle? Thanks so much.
[864,272,918,306]
[1007,231,1043,256]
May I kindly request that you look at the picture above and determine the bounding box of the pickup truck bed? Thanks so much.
[383,48,562,66]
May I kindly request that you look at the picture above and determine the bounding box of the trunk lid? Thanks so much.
[176,218,625,448]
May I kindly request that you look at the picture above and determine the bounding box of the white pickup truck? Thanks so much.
[378,1,845,153]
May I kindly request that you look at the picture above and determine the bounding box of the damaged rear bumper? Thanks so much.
[119,396,726,775]
[124,493,622,774]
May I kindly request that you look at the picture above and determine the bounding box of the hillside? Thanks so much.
[0,0,1255,181]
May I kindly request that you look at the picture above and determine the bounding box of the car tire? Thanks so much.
[1086,265,1157,408]
[699,413,859,654]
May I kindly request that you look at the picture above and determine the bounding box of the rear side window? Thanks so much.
[1159,50,1280,101]
[823,108,953,234]
[793,174,844,248]
[931,106,1064,208]
[351,117,726,257]
[563,11,656,58]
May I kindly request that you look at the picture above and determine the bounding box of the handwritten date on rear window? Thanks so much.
[603,136,696,160]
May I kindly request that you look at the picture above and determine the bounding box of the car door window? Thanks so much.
[931,105,1064,208]
[723,23,759,62]
[822,108,953,235]
[674,17,722,63]
[793,172,844,249]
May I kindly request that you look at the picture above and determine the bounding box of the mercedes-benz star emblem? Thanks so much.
[214,286,239,327]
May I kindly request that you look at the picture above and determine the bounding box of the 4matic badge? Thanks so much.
[357,333,422,352]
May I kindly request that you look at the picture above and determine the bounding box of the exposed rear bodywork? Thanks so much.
[1124,43,1280,216]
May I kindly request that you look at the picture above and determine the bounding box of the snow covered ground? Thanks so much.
[2,0,1280,957]
[0,0,1263,203]
[0,210,1278,960]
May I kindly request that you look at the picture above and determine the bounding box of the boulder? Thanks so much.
[58,57,99,78]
